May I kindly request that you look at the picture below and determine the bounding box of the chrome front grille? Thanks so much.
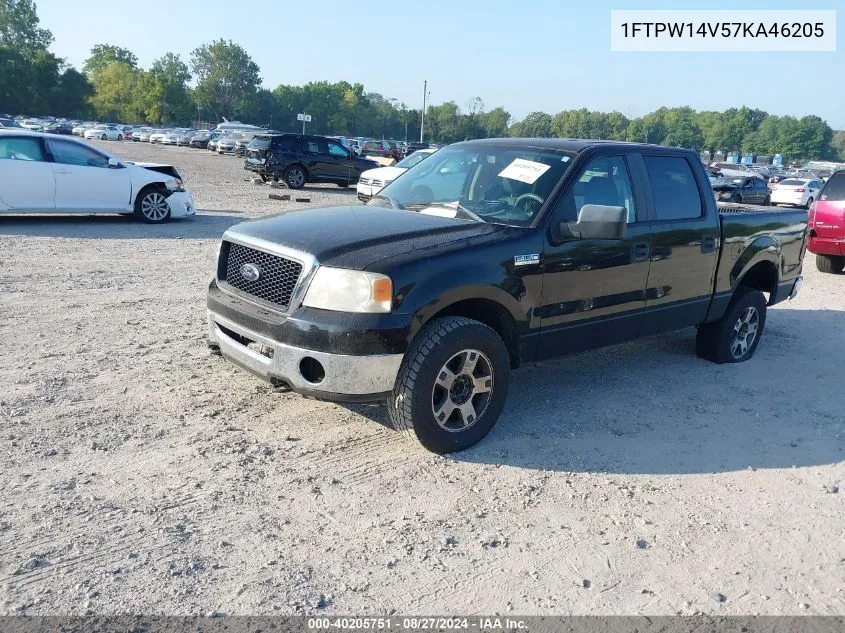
[221,242,303,310]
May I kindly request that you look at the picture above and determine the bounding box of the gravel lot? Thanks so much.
[1,140,843,616]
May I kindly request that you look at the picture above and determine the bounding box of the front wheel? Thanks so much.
[134,188,171,224]
[763,195,771,205]
[816,254,845,274]
[101,134,107,140]
[284,165,307,189]
[117,135,123,141]
[387,316,510,454]
[696,288,767,364]
[730,194,742,204]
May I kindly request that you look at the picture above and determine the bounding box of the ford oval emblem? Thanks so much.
[240,263,260,282]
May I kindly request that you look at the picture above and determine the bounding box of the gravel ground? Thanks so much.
[1,140,843,616]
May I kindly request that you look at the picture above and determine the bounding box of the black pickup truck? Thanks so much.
[207,139,807,453]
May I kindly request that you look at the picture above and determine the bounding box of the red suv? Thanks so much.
[807,170,845,273]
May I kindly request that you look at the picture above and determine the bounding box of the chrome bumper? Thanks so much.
[207,311,403,398]
[789,276,802,300]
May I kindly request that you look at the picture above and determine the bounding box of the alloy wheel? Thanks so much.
[431,349,494,431]
[730,306,759,359]
[141,192,169,221]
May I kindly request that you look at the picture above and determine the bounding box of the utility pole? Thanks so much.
[420,80,427,143]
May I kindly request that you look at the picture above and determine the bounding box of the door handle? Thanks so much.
[701,236,717,253]
[54,168,70,174]
[631,242,650,262]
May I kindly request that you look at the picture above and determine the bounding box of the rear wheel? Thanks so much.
[805,197,814,210]
[387,317,510,454]
[816,254,845,274]
[730,194,742,203]
[696,288,767,364]
[763,195,771,205]
[284,165,307,189]
[117,134,123,141]
[101,134,107,140]
[134,187,171,224]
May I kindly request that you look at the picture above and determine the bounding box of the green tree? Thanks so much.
[191,39,260,120]
[0,0,52,55]
[89,61,137,121]
[481,107,510,137]
[662,107,704,150]
[511,111,552,138]
[832,130,845,160]
[150,52,192,123]
[83,44,137,76]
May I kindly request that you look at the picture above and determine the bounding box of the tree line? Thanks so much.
[2,0,844,161]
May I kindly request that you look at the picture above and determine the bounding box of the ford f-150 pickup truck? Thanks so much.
[207,139,807,453]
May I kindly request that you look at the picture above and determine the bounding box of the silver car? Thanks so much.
[216,135,238,154]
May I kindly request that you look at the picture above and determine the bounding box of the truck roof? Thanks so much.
[452,137,680,153]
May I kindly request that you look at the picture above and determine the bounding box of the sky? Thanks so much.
[36,0,845,128]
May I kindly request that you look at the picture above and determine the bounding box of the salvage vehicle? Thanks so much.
[208,139,807,453]
[0,130,195,223]
[357,148,436,201]
[244,133,378,188]
[711,175,771,205]
[807,170,845,273]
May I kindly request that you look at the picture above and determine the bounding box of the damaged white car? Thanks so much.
[0,130,196,223]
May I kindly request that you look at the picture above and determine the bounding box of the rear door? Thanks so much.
[46,137,131,211]
[811,172,845,249]
[636,153,719,328]
[0,135,55,210]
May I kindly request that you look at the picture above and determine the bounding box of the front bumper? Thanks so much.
[207,310,403,402]
[166,191,196,218]
[356,183,383,202]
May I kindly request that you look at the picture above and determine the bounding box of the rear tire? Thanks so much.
[101,134,107,140]
[117,135,123,141]
[805,197,814,210]
[763,195,771,205]
[816,254,845,274]
[134,187,171,224]
[387,317,510,454]
[730,194,742,203]
[696,288,767,364]
[284,165,307,189]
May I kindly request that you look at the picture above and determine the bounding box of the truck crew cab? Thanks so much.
[207,139,807,453]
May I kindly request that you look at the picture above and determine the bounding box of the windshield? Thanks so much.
[368,144,576,227]
[396,150,434,169]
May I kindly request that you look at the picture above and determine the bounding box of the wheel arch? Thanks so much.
[412,292,523,369]
[134,181,168,207]
[730,237,782,304]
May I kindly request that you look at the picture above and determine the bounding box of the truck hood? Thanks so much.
[224,205,501,270]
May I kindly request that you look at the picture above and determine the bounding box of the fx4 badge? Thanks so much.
[513,254,540,267]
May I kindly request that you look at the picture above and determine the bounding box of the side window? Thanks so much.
[643,155,703,221]
[0,136,46,161]
[560,155,637,223]
[301,138,328,154]
[48,139,110,168]
[820,173,845,201]
[328,142,349,158]
[272,136,296,152]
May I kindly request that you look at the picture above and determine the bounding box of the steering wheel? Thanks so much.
[514,193,544,217]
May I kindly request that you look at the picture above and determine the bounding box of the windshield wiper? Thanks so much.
[369,193,403,209]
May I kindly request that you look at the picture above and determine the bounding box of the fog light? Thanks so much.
[299,357,325,384]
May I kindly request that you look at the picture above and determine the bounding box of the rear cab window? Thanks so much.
[820,172,845,201]
[643,155,703,221]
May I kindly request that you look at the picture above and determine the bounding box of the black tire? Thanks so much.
[763,195,771,206]
[117,135,123,141]
[336,182,350,188]
[696,288,767,364]
[387,316,510,454]
[816,254,845,274]
[101,134,107,141]
[284,165,307,189]
[805,197,814,210]
[730,194,742,203]
[134,187,171,224]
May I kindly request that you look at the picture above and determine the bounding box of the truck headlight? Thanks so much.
[302,267,392,313]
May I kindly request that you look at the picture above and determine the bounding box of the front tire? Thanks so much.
[816,254,845,274]
[696,288,767,364]
[763,195,771,205]
[134,187,171,224]
[284,165,307,189]
[101,134,107,140]
[117,135,123,141]
[730,194,742,204]
[387,317,510,454]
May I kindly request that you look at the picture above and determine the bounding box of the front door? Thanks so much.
[326,139,354,184]
[0,135,55,210]
[538,154,652,359]
[46,138,130,211]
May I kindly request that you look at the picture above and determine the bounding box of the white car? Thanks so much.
[770,178,825,209]
[84,125,124,141]
[356,149,436,201]
[0,130,196,223]
[149,130,170,144]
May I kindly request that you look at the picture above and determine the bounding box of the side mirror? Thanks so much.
[555,204,627,241]
[108,157,121,168]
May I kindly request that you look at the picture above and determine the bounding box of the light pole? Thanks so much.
[420,80,427,142]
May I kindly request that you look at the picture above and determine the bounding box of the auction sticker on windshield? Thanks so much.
[498,158,551,184]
